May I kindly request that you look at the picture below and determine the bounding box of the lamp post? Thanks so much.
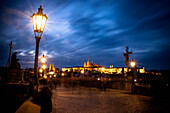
[130,60,137,93]
[8,41,13,67]
[31,6,48,87]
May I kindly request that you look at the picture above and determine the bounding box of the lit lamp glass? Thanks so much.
[31,6,48,37]
[42,64,46,69]
[130,60,136,68]
[40,55,46,64]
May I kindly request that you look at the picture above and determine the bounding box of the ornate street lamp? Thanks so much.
[31,5,48,86]
[130,59,137,93]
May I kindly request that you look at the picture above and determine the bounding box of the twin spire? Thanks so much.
[84,59,98,67]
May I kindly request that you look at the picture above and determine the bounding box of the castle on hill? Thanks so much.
[62,59,145,74]
[84,59,99,67]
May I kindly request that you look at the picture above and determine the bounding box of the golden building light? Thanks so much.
[49,71,54,75]
[130,60,136,68]
[102,67,105,71]
[40,54,46,64]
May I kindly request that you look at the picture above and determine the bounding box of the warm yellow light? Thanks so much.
[130,61,136,67]
[32,15,47,32]
[49,71,54,75]
[42,64,46,69]
[54,75,56,77]
[33,16,36,30]
[50,75,52,78]
[140,69,143,73]
[81,70,84,74]
[41,17,46,31]
[39,69,43,73]
[40,55,46,63]
[37,15,41,30]
[102,68,105,71]
[62,73,64,76]
[44,76,47,79]
[31,6,48,33]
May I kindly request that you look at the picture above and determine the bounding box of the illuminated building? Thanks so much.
[62,59,145,74]
[49,64,55,75]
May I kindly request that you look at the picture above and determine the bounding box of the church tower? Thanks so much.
[84,61,87,67]
[49,64,51,71]
[52,65,55,72]
[87,59,90,67]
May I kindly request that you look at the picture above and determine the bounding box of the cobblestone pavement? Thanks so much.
[52,85,168,113]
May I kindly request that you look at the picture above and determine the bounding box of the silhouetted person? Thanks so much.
[40,86,52,113]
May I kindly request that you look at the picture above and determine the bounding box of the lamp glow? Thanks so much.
[102,68,105,71]
[62,73,64,76]
[39,69,43,73]
[42,64,46,69]
[31,6,48,36]
[130,60,136,67]
[40,55,46,64]
[81,70,84,74]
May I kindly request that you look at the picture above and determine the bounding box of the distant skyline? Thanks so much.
[0,0,170,70]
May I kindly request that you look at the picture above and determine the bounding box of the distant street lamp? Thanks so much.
[41,55,47,77]
[130,60,136,68]
[31,5,47,86]
[40,54,46,64]
[42,64,46,70]
[130,60,137,93]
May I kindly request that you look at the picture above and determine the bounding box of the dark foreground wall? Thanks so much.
[0,83,30,113]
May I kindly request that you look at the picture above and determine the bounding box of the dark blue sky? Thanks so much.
[0,0,170,70]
